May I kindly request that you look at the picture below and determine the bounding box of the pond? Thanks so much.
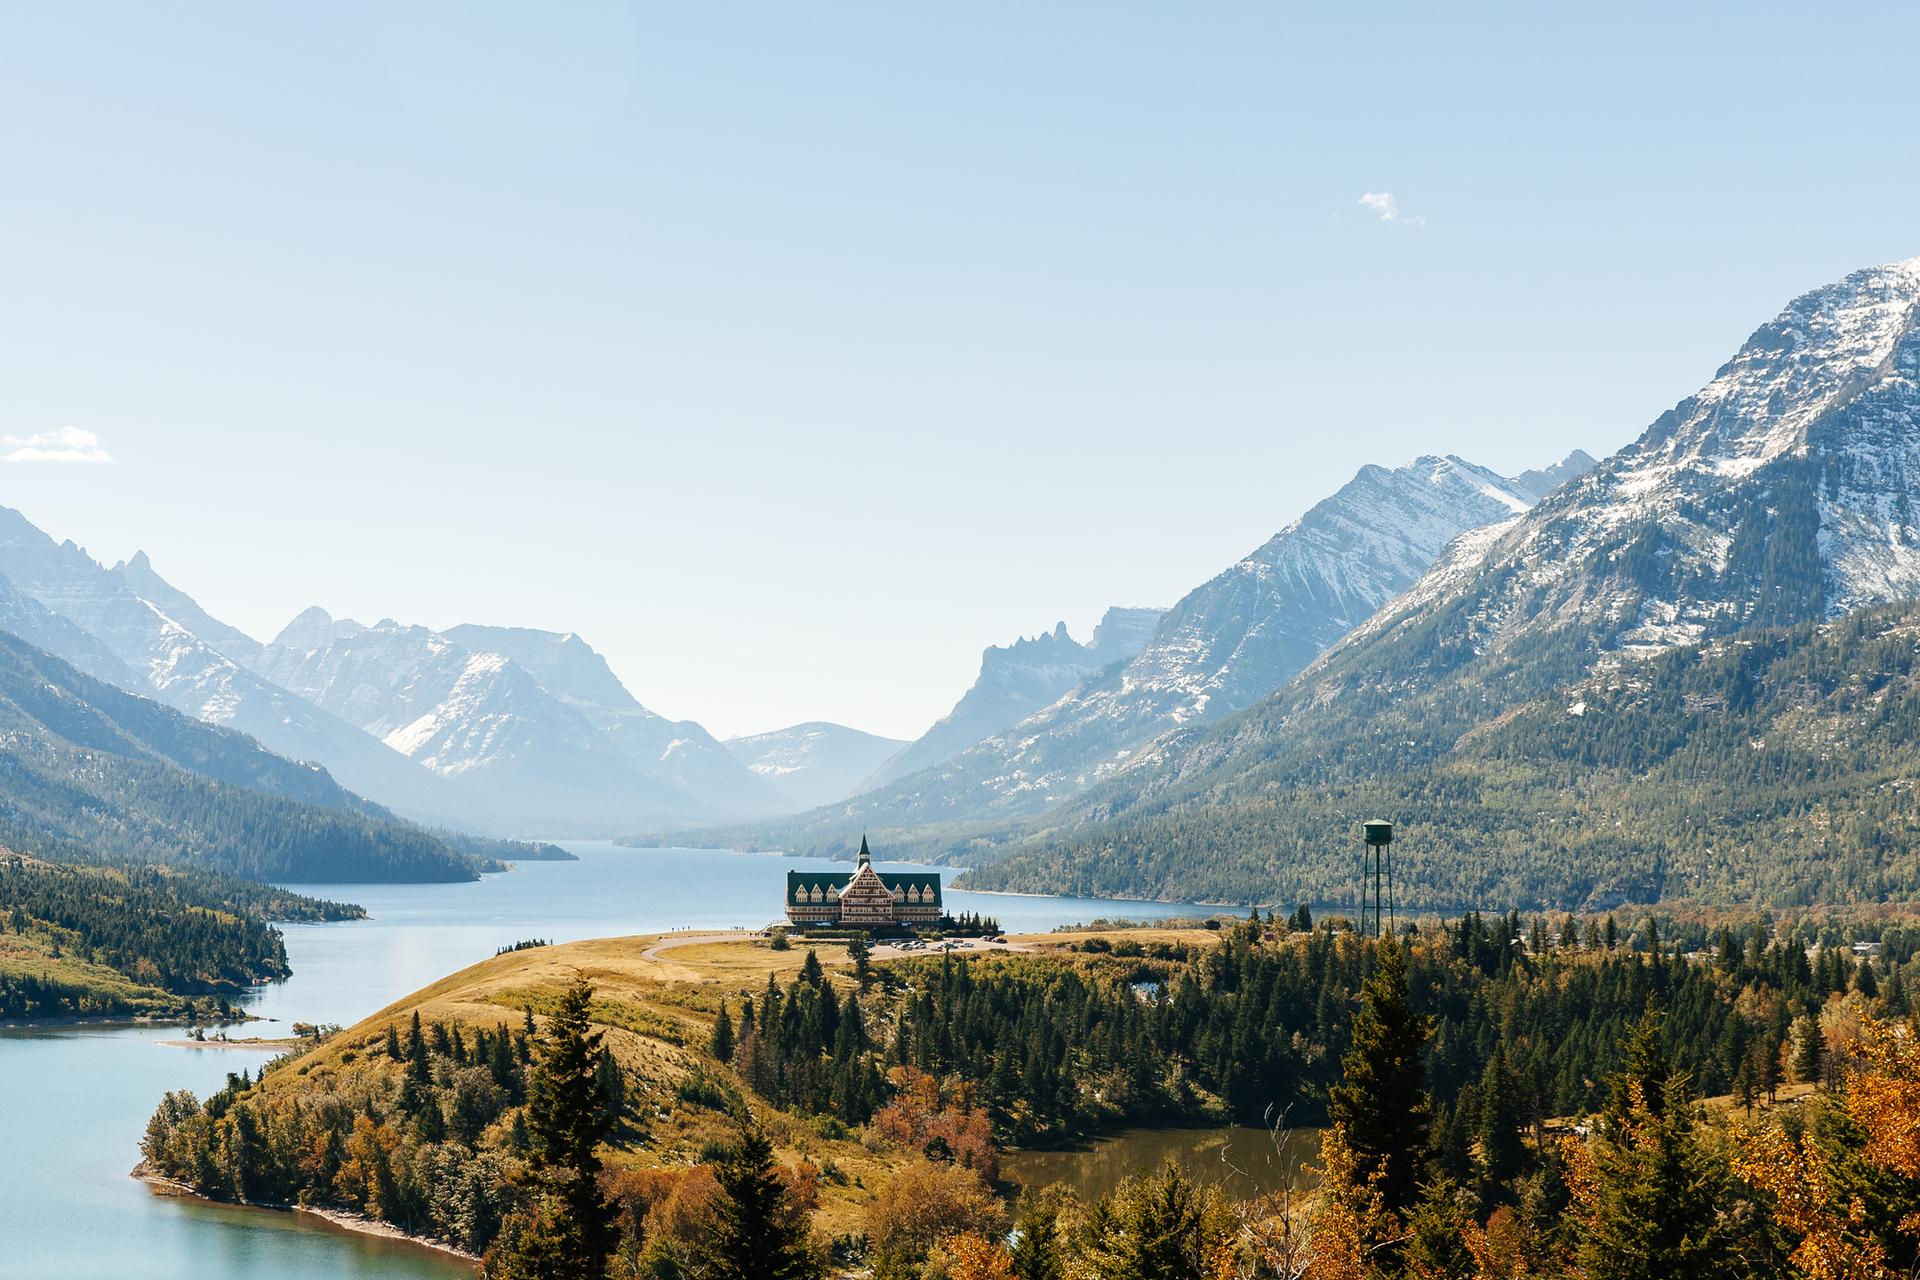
[1002,1123,1326,1206]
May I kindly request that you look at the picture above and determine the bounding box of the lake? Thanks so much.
[1003,1123,1325,1206]
[0,842,1220,1280]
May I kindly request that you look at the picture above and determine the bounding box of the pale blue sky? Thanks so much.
[3,3,1917,738]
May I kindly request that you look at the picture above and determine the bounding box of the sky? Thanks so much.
[3,3,1918,740]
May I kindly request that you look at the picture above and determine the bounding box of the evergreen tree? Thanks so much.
[1075,1158,1231,1280]
[1576,1069,1746,1279]
[847,933,874,991]
[483,980,617,1280]
[1792,1015,1827,1087]
[1328,939,1433,1216]
[1857,958,1881,1000]
[1009,1197,1067,1280]
[1476,1045,1527,1197]
[694,1125,821,1280]
[711,1003,736,1062]
[1403,1176,1474,1279]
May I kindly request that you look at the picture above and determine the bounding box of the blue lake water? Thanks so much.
[0,843,1215,1279]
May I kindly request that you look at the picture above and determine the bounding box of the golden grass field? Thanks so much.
[251,926,1229,1233]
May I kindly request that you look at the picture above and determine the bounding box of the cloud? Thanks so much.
[2,426,114,464]
[1358,191,1426,228]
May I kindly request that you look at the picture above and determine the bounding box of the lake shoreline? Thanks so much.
[0,1012,267,1031]
[134,1163,479,1265]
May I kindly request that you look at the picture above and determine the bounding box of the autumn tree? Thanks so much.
[866,1160,1006,1280]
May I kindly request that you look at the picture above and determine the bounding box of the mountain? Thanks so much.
[677,450,1589,858]
[253,615,750,832]
[965,257,1920,909]
[0,511,455,817]
[112,550,264,664]
[1509,449,1601,501]
[0,628,482,882]
[725,722,909,810]
[865,606,1166,789]
[441,624,778,819]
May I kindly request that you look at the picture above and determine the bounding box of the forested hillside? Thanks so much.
[0,854,355,1018]
[0,630,488,882]
[138,914,1920,1276]
[966,603,1920,909]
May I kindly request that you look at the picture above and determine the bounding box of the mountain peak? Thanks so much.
[1627,258,1920,491]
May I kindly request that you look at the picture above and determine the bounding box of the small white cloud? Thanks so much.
[2,426,114,464]
[1358,191,1426,228]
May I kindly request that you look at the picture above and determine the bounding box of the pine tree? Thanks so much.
[1476,1045,1527,1196]
[1402,1176,1474,1279]
[482,980,617,1280]
[712,1003,736,1062]
[1009,1197,1067,1280]
[1328,939,1433,1217]
[1792,1015,1827,1087]
[848,933,874,991]
[1575,1068,1745,1280]
[1857,958,1880,1000]
[694,1125,820,1280]
[1076,1158,1231,1280]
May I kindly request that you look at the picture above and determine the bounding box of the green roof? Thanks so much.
[785,869,942,898]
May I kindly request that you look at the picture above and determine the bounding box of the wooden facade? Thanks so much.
[784,836,942,930]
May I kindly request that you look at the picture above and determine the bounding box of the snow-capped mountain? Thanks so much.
[868,452,1585,818]
[255,615,779,830]
[113,550,264,664]
[442,623,779,818]
[864,606,1166,789]
[678,450,1590,855]
[1334,257,1920,671]
[0,508,454,815]
[726,722,909,810]
[962,256,1920,903]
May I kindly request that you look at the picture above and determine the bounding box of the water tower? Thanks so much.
[1361,820,1394,938]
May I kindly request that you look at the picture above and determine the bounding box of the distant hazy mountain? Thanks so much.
[443,623,782,820]
[0,628,481,882]
[725,722,908,810]
[0,509,453,816]
[865,606,1165,789]
[255,614,772,832]
[967,257,1920,908]
[113,550,264,664]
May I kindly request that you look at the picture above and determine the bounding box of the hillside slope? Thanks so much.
[969,258,1920,909]
[666,452,1586,859]
[0,630,484,882]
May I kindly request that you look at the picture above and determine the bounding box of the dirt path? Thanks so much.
[640,930,757,961]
